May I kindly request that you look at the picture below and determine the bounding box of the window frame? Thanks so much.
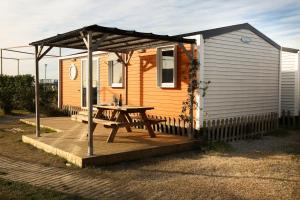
[108,54,124,88]
[156,45,177,88]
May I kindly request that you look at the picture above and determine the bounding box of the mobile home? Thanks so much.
[280,47,300,116]
[58,23,281,128]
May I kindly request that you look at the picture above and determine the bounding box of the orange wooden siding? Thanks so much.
[60,45,195,119]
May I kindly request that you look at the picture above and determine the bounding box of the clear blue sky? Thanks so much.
[0,0,300,79]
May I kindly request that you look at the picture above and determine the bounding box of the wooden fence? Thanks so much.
[61,105,85,116]
[61,105,299,142]
[280,110,298,127]
[204,113,278,142]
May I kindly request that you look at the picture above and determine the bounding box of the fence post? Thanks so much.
[236,117,241,140]
[207,120,212,142]
[224,119,228,142]
[220,119,225,142]
[216,119,220,141]
[228,118,233,141]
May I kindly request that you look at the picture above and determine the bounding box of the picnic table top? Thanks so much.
[93,105,154,112]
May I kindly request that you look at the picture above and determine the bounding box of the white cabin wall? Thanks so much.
[203,29,280,120]
[281,50,299,116]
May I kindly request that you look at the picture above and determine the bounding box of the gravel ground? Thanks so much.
[91,129,300,200]
[1,115,299,200]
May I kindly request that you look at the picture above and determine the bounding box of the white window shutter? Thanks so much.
[173,45,178,88]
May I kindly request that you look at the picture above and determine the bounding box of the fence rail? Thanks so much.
[61,105,296,142]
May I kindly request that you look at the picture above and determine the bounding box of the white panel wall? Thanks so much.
[281,50,299,116]
[203,29,280,120]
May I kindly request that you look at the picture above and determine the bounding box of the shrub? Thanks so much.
[0,75,15,113]
[40,106,67,117]
[0,74,59,115]
[13,75,35,111]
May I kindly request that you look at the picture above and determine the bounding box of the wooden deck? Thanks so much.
[21,117,200,168]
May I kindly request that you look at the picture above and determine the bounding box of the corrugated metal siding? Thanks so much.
[281,51,299,115]
[204,29,280,120]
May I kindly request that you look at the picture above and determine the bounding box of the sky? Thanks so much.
[0,0,300,79]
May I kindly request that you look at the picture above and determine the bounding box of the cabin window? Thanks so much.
[108,57,123,88]
[157,46,177,88]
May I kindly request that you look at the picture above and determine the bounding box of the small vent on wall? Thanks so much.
[241,36,252,44]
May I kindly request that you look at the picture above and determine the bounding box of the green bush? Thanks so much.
[0,75,60,115]
[13,75,35,111]
[0,75,15,113]
[40,106,67,117]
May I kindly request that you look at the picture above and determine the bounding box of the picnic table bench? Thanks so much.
[80,105,165,143]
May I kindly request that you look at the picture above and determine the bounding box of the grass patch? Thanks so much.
[11,109,32,116]
[0,109,32,117]
[0,120,67,168]
[0,178,87,200]
[208,141,234,153]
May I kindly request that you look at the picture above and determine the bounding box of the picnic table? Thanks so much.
[92,105,163,143]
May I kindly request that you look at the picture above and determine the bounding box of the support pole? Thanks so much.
[34,46,40,137]
[17,59,20,75]
[125,55,128,105]
[114,51,134,105]
[0,49,2,75]
[87,32,94,156]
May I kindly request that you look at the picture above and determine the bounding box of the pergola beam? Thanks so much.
[58,34,125,47]
[92,33,110,50]
[106,41,175,52]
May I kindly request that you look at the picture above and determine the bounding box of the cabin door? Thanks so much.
[81,59,99,108]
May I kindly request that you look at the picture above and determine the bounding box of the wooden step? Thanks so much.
[78,111,88,116]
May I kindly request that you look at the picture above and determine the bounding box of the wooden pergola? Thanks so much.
[30,24,196,156]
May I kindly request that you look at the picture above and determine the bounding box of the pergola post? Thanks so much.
[34,45,53,138]
[114,51,134,105]
[87,32,94,156]
[34,45,41,137]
